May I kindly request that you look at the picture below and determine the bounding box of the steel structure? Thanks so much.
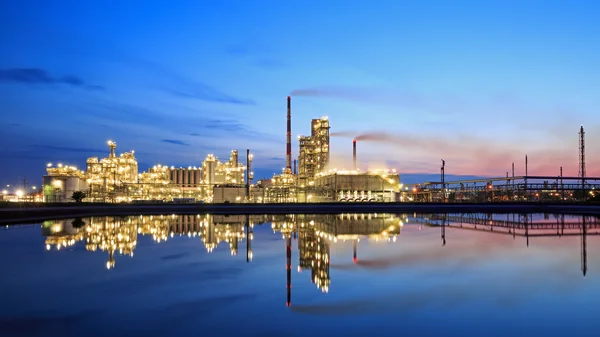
[298,116,330,186]
[404,175,600,202]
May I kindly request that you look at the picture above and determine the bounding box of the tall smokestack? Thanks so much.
[286,96,292,173]
[352,140,357,170]
[293,159,297,175]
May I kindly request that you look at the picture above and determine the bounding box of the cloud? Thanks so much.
[167,87,255,105]
[119,56,253,105]
[86,101,277,143]
[161,139,189,146]
[30,144,108,154]
[0,68,104,90]
[202,119,248,132]
[289,86,462,112]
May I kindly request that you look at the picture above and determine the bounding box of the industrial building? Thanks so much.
[42,141,252,203]
[40,95,406,203]
[250,96,401,203]
[42,164,88,202]
[298,116,330,186]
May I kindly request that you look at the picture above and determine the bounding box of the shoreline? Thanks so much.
[1,202,600,225]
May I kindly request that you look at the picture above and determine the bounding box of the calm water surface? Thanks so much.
[1,213,599,337]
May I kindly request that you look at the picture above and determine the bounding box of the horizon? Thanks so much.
[1,0,599,187]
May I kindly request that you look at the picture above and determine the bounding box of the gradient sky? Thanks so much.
[1,0,599,187]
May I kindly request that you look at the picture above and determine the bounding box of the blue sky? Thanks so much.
[1,0,599,187]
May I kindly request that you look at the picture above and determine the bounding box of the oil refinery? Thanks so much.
[39,96,403,203]
[31,96,600,204]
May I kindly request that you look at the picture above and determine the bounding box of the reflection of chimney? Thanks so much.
[286,235,292,307]
[286,96,292,173]
[352,140,357,170]
[353,239,357,263]
[245,217,252,263]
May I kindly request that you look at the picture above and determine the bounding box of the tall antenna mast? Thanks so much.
[579,125,586,193]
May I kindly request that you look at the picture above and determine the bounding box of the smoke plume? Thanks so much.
[343,131,455,152]
[289,86,425,108]
[329,131,356,137]
[328,130,600,176]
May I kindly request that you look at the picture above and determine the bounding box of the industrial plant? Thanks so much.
[39,96,403,203]
[31,96,599,204]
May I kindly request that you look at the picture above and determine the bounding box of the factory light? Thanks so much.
[16,190,23,198]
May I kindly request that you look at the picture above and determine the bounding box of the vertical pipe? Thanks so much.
[441,159,445,203]
[293,159,297,175]
[512,162,515,200]
[580,125,586,196]
[525,155,528,200]
[246,149,250,198]
[560,166,564,201]
[352,140,357,170]
[286,96,292,172]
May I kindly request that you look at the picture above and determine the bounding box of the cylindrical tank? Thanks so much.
[183,169,188,186]
[207,161,216,185]
[195,169,202,185]
[177,169,183,185]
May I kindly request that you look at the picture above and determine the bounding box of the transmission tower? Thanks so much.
[579,125,586,192]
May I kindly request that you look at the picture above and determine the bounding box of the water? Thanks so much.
[1,213,599,337]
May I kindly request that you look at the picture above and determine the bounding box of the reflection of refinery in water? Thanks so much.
[41,213,595,305]
[41,96,402,203]
[42,213,405,294]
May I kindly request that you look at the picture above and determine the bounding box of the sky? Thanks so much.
[1,0,600,188]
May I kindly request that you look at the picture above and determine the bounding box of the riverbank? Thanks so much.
[1,202,600,225]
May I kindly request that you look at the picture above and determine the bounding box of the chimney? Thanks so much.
[286,96,292,173]
[108,141,116,158]
[293,159,297,175]
[352,140,357,170]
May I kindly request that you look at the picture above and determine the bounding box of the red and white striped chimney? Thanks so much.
[286,96,292,172]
